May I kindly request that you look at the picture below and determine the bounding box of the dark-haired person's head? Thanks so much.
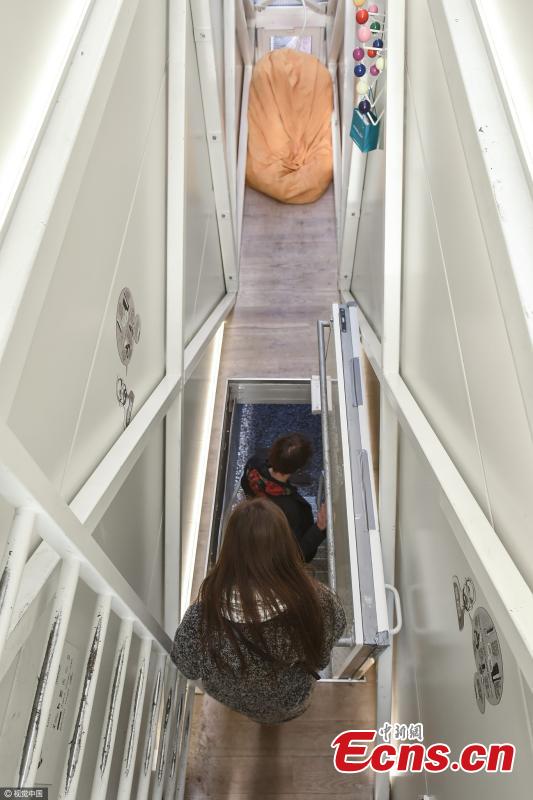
[268,433,312,476]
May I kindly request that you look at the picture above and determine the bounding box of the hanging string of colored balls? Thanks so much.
[352,0,385,114]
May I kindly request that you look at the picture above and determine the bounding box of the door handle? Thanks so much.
[385,583,403,635]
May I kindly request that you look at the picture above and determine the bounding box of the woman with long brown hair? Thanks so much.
[171,497,346,724]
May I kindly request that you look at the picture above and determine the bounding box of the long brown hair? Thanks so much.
[199,498,325,674]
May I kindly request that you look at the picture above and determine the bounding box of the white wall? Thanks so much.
[394,430,533,799]
[387,0,533,794]
[94,423,165,624]
[180,331,222,609]
[350,150,385,337]
[183,0,226,345]
[350,0,533,585]
[0,0,232,625]
[0,0,230,790]
[474,0,533,178]
[7,0,168,500]
[400,0,533,591]
[0,0,90,229]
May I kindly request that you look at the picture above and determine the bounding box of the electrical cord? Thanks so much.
[297,0,309,45]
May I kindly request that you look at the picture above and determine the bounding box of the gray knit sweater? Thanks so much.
[171,582,346,724]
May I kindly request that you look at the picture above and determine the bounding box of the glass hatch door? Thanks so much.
[317,303,390,677]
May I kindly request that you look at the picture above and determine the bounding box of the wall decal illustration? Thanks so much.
[116,288,141,367]
[115,288,141,429]
[452,575,504,714]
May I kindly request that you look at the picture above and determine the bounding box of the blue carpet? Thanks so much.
[231,403,323,512]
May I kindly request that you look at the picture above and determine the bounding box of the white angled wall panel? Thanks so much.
[350,150,385,339]
[0,0,90,227]
[400,0,533,589]
[7,0,168,495]
[400,82,490,518]
[474,0,533,178]
[183,1,226,345]
[180,334,221,609]
[94,423,165,624]
[394,431,533,799]
[62,80,168,500]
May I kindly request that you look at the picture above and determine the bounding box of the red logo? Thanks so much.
[331,729,515,774]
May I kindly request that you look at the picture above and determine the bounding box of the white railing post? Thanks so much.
[116,637,153,799]
[174,681,195,800]
[90,618,133,799]
[236,0,253,65]
[136,652,169,800]
[224,0,238,239]
[164,0,187,636]
[152,663,179,800]
[164,673,187,800]
[0,508,34,661]
[327,0,345,63]
[18,558,80,788]
[58,594,112,799]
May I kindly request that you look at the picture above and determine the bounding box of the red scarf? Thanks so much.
[246,467,292,497]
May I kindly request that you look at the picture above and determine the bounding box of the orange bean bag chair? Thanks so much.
[246,48,333,204]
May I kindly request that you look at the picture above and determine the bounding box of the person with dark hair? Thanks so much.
[240,433,327,562]
[171,498,345,724]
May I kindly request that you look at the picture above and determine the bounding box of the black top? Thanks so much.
[241,451,326,562]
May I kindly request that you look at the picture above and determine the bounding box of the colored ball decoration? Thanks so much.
[376,56,385,70]
[368,3,379,11]
[359,99,371,114]
[354,0,366,6]
[373,38,384,48]
[356,78,369,95]
[353,47,365,61]
[367,49,377,58]
[354,63,366,77]
[370,64,380,76]
[357,26,372,43]
[370,21,381,30]
[356,9,369,23]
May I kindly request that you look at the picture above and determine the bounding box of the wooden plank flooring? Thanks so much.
[185,186,376,799]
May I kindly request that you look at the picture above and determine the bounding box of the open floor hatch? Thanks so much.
[208,304,401,680]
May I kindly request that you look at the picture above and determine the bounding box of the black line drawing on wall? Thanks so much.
[117,378,135,429]
[116,287,141,367]
[452,575,504,714]
[115,287,141,429]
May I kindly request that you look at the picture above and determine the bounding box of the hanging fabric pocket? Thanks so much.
[350,107,380,153]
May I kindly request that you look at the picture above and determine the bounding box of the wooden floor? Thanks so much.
[186,185,376,799]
